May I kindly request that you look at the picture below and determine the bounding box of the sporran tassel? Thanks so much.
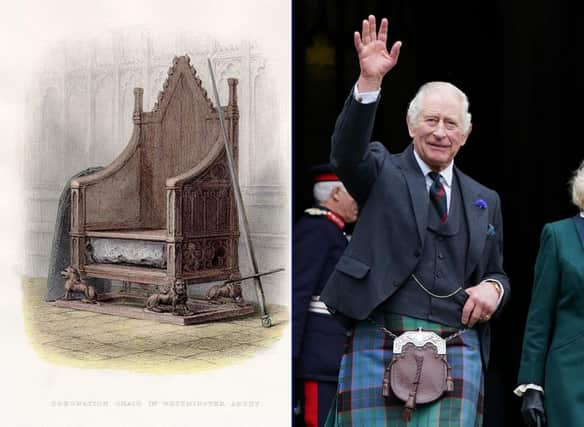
[382,362,392,397]
[402,406,413,422]
[446,363,454,391]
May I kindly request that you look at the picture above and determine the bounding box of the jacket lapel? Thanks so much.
[399,145,429,243]
[398,146,489,272]
[456,168,488,278]
[574,214,584,250]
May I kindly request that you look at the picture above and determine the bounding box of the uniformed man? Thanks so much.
[293,164,359,427]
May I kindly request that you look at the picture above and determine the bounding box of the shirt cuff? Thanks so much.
[514,384,544,397]
[483,278,504,307]
[353,83,380,104]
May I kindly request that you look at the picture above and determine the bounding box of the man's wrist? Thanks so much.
[484,280,502,296]
[356,75,382,92]
[483,279,504,307]
[353,84,380,104]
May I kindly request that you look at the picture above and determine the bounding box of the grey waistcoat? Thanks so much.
[378,178,469,328]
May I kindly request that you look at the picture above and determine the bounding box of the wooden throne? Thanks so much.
[69,56,241,296]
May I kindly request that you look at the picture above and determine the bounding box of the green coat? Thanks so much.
[517,215,584,427]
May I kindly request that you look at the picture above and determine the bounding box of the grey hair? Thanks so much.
[571,161,584,210]
[407,81,472,133]
[313,181,346,203]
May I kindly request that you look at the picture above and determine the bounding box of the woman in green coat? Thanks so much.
[516,161,584,426]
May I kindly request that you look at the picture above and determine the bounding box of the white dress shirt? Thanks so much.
[413,150,453,212]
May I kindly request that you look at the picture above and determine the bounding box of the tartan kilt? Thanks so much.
[325,314,484,427]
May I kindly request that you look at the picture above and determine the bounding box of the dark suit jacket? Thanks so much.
[293,210,349,381]
[320,93,510,367]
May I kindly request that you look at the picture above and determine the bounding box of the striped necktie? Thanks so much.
[428,171,448,223]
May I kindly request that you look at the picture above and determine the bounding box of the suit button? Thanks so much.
[393,280,400,287]
[436,271,442,278]
[438,252,444,259]
[414,249,421,257]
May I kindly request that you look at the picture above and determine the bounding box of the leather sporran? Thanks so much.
[382,329,454,421]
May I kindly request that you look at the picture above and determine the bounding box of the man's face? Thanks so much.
[408,89,471,171]
[336,188,358,224]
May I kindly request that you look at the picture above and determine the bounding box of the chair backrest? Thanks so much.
[75,55,239,231]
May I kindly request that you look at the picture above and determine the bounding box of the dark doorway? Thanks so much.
[293,1,577,426]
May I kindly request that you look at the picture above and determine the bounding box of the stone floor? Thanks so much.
[21,277,288,373]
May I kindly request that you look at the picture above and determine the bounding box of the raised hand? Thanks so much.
[355,15,402,92]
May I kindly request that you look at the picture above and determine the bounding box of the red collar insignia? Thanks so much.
[304,207,345,230]
[325,210,345,230]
